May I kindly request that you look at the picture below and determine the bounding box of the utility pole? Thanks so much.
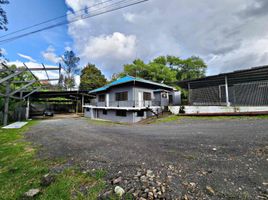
[3,80,11,126]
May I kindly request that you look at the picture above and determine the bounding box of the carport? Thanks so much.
[22,90,93,117]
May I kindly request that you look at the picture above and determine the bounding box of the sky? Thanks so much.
[1,0,268,84]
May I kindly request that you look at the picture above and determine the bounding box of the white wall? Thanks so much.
[169,106,268,115]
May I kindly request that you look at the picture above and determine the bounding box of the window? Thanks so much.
[103,110,107,115]
[162,93,167,98]
[86,108,90,112]
[116,110,127,117]
[115,92,128,101]
[98,94,105,102]
[143,92,152,100]
[137,111,144,117]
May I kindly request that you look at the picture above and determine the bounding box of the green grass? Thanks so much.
[85,118,128,126]
[0,121,106,200]
[150,114,268,124]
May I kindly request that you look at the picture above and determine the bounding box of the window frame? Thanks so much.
[115,91,128,101]
[143,92,152,101]
[98,94,106,102]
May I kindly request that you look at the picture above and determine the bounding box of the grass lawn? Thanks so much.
[151,114,268,124]
[0,121,107,200]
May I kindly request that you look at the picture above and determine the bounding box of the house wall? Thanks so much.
[95,85,173,107]
[84,107,155,123]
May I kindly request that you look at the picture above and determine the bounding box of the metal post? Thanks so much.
[81,94,84,113]
[76,97,79,114]
[3,81,10,126]
[18,91,23,121]
[26,97,30,120]
[225,76,230,106]
[188,83,191,105]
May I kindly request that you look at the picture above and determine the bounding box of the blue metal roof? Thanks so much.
[89,75,174,94]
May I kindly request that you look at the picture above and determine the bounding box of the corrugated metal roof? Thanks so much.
[89,75,174,94]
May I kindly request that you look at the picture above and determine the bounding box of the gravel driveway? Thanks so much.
[26,117,268,199]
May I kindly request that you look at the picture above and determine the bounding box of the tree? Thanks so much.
[61,50,80,90]
[79,63,107,91]
[0,0,9,31]
[0,0,9,60]
[174,56,207,81]
[116,55,207,86]
[120,57,177,85]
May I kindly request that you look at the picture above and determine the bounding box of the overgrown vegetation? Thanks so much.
[0,121,106,200]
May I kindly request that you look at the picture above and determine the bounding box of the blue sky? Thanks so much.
[1,0,268,82]
[1,0,71,65]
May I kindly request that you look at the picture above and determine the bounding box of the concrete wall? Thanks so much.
[84,108,152,123]
[169,106,268,115]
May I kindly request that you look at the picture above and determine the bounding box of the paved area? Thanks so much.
[26,117,268,199]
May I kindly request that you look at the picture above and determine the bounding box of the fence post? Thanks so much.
[25,97,30,120]
[3,80,11,126]
[225,76,230,106]
[188,83,191,105]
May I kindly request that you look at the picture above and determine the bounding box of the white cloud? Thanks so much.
[0,48,7,55]
[65,0,268,77]
[84,32,136,60]
[123,13,136,23]
[42,46,61,64]
[17,53,36,62]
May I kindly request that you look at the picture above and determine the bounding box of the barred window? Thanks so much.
[115,92,128,101]
[143,92,152,100]
[98,94,105,102]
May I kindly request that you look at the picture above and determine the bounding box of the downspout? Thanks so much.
[133,80,136,107]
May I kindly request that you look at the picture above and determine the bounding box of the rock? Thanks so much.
[189,182,196,189]
[206,186,215,195]
[132,190,140,197]
[146,170,154,178]
[181,194,189,200]
[212,148,217,151]
[136,171,142,177]
[102,190,112,197]
[140,175,147,182]
[114,186,125,197]
[148,192,154,199]
[24,189,40,198]
[112,177,122,185]
[139,197,147,200]
[41,174,55,187]
[161,186,166,193]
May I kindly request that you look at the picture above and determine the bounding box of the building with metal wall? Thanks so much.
[177,65,268,106]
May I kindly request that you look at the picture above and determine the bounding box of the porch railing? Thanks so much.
[89,100,161,108]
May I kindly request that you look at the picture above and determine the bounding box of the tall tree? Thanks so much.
[117,55,207,85]
[0,0,9,60]
[61,50,80,90]
[79,63,107,91]
[0,0,9,31]
[173,56,207,80]
[120,58,177,85]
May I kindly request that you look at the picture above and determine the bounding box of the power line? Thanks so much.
[0,0,149,45]
[0,0,116,39]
